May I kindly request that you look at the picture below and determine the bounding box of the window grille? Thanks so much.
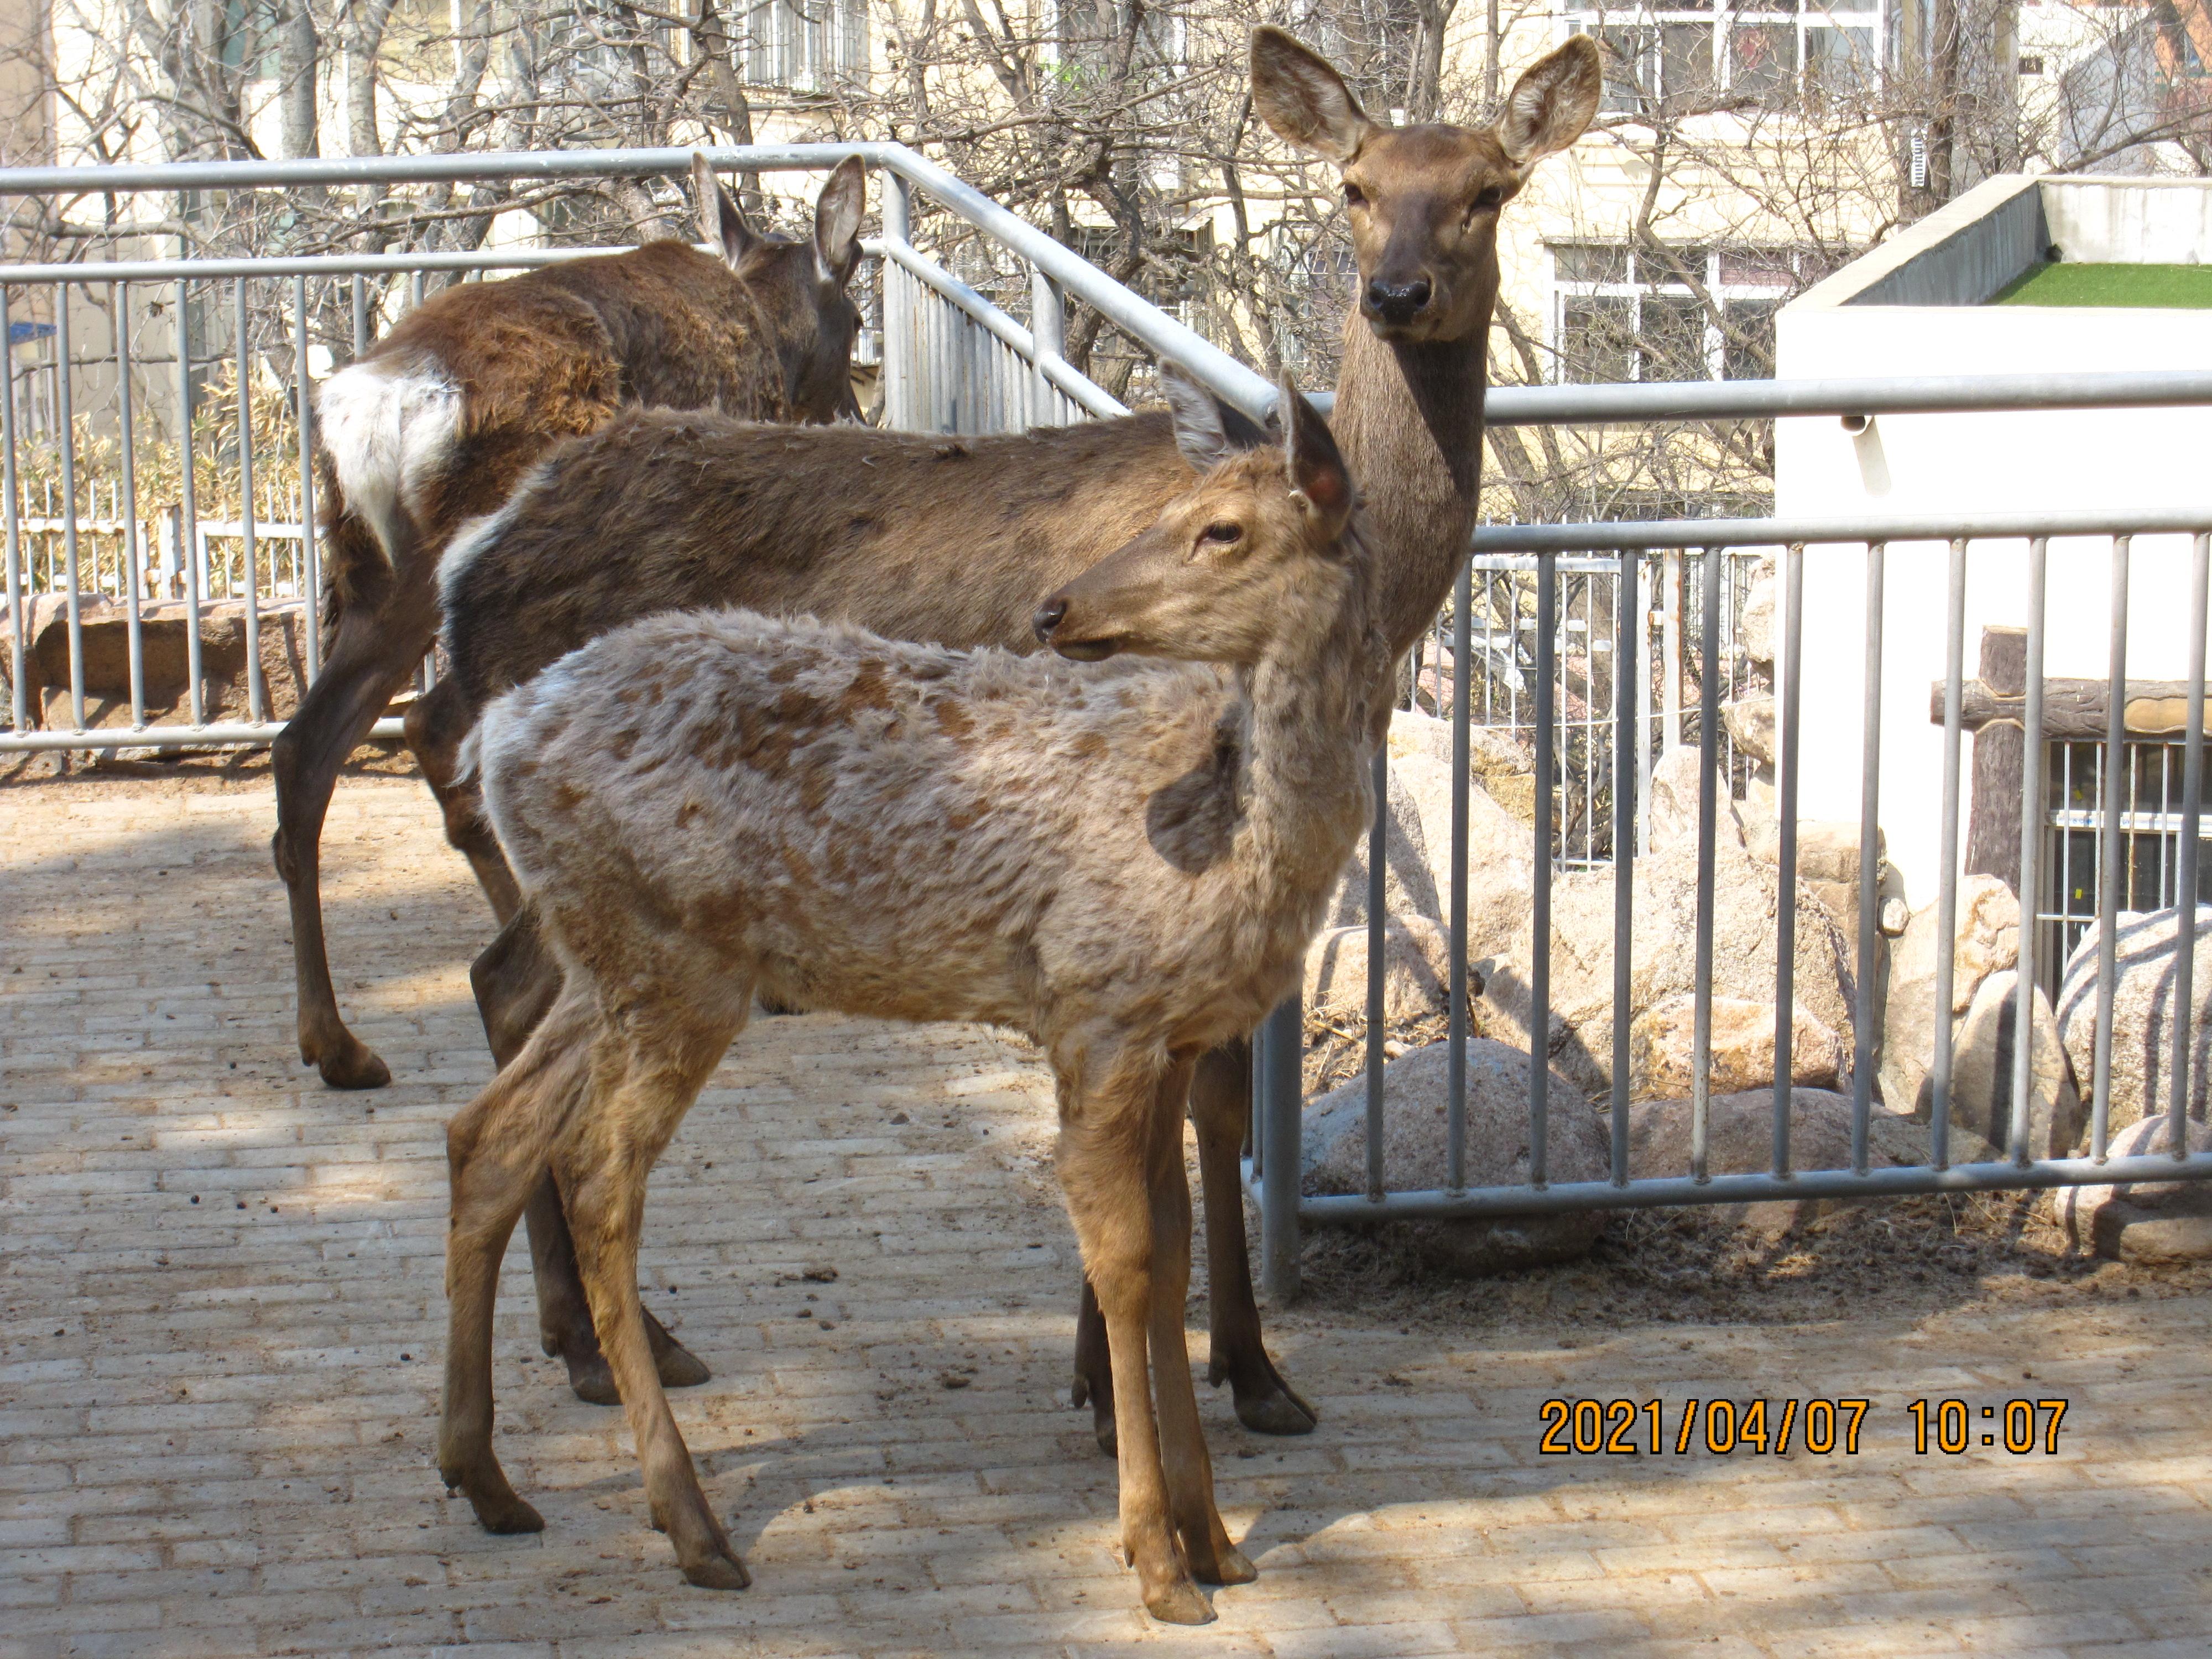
[2042,737,2212,995]
[1563,0,1884,114]
[740,0,868,91]
[1548,243,1794,382]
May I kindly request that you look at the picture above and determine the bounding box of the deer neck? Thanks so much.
[1328,314,1488,664]
[1236,545,1387,909]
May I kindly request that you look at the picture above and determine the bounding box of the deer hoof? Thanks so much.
[680,1545,750,1591]
[466,1488,544,1535]
[1194,1543,1256,1587]
[311,1035,391,1091]
[562,1349,622,1406]
[644,1312,711,1388]
[1232,1386,1317,1437]
[1142,1577,1214,1625]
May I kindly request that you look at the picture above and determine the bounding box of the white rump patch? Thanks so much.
[316,356,463,567]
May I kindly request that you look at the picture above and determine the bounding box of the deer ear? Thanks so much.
[1280,376,1352,529]
[692,153,760,268]
[813,156,867,287]
[1250,27,1377,164]
[1159,361,1236,473]
[1496,36,1603,166]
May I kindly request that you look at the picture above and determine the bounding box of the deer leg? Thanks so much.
[272,593,437,1089]
[559,1001,748,1590]
[1191,1039,1316,1436]
[438,990,601,1535]
[405,677,525,925]
[1070,1278,1117,1456]
[1056,1065,1209,1625]
[472,911,711,1402]
[1145,1062,1254,1590]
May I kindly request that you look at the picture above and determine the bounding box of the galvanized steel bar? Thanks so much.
[1773,544,1805,1177]
[1531,550,1556,1187]
[0,248,644,284]
[1692,545,1723,1182]
[0,286,20,733]
[2092,538,2131,1160]
[1929,539,1970,1171]
[295,275,319,682]
[351,274,367,358]
[235,280,263,724]
[2168,535,2210,1156]
[178,276,202,725]
[1474,508,2212,554]
[55,292,84,731]
[1611,552,1635,1185]
[2010,538,2048,1165]
[1296,1151,2212,1223]
[1851,544,1886,1169]
[116,282,144,727]
[1365,743,1388,1202]
[0,714,406,753]
[1259,996,1303,1302]
[1448,557,1471,1193]
[879,173,909,430]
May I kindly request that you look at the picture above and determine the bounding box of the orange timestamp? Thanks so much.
[1537,1396,2072,1457]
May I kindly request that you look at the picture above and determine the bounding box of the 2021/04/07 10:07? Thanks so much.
[1537,1398,2071,1457]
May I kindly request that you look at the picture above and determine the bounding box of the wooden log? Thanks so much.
[1965,628,2026,890]
[1929,677,2212,740]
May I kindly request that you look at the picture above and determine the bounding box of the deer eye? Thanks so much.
[1468,186,1505,218]
[1199,521,1244,545]
[1343,181,1366,208]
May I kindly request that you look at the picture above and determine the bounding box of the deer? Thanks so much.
[441,371,1385,1624]
[423,28,1600,1444]
[270,153,868,1096]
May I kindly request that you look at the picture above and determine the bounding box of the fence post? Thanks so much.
[1029,264,1064,430]
[880,174,911,431]
[1258,997,1303,1303]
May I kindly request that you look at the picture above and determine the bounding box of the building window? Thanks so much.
[740,0,868,92]
[2043,737,2212,994]
[1566,1,1884,114]
[1550,244,1794,382]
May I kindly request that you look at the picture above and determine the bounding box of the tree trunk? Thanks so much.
[279,0,319,161]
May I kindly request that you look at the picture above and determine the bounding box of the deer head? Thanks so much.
[1250,28,1600,343]
[1034,363,1358,669]
[691,153,868,422]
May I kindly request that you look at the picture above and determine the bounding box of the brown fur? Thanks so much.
[423,27,1600,1449]
[439,384,1378,1622]
[273,159,867,1112]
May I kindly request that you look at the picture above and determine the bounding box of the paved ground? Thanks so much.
[3,764,2210,1659]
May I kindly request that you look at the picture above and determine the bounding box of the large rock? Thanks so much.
[1321,757,1444,931]
[1738,573,1777,668]
[1301,1039,1610,1275]
[1946,969,2084,1161]
[1475,831,1856,1102]
[2,592,315,732]
[2055,907,2212,1134]
[1880,875,2020,1118]
[1628,994,1846,1100]
[1627,1088,1926,1236]
[1393,708,1538,827]
[1724,696,1776,767]
[1306,918,1453,1025]
[2053,1114,2212,1261]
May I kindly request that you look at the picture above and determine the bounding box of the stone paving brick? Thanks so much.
[7,771,2212,1658]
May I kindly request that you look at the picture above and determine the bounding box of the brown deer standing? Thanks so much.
[272,154,867,1091]
[443,373,1382,1623]
[429,30,1600,1434]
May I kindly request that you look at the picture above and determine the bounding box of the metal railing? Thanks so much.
[0,142,1254,755]
[1253,497,2212,1296]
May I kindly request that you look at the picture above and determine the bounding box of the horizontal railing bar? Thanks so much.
[1482,368,2212,426]
[0,716,404,753]
[0,246,646,284]
[1291,1151,2212,1221]
[1474,507,2212,554]
[0,142,1277,424]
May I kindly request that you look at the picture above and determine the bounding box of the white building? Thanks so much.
[1776,174,2212,941]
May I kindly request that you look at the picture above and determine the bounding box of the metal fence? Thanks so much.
[1253,495,2212,1297]
[0,142,1256,756]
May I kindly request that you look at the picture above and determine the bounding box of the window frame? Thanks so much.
[1548,243,1798,384]
[1564,0,1886,114]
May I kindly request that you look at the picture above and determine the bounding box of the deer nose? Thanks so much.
[1032,597,1068,643]
[1365,276,1432,322]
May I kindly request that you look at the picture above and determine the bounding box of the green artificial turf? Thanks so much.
[1991,262,2212,307]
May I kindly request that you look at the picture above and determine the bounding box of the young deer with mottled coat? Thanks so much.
[273,154,867,1096]
[426,28,1601,1437]
[440,374,1385,1623]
